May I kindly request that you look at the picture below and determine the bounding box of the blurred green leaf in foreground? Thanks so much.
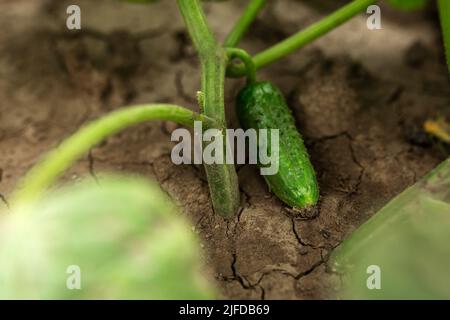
[0,175,215,299]
[332,158,450,299]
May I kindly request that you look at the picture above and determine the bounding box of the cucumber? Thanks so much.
[236,81,319,208]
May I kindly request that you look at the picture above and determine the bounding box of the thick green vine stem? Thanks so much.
[227,0,376,77]
[177,0,240,218]
[438,0,450,73]
[224,0,267,47]
[11,104,217,207]
[226,48,256,84]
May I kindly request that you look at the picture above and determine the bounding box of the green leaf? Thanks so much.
[386,0,430,10]
[0,175,215,299]
[331,158,450,299]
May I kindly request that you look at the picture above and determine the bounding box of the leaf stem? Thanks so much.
[177,0,240,218]
[227,0,376,77]
[224,0,267,47]
[11,104,216,206]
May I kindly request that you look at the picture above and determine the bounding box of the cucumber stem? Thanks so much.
[11,104,217,206]
[227,0,376,77]
[224,0,267,48]
[177,0,240,218]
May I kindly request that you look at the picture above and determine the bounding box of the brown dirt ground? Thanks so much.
[0,0,449,299]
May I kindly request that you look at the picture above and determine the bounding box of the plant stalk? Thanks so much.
[227,0,376,77]
[177,0,240,218]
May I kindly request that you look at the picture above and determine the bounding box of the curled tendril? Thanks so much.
[225,48,256,84]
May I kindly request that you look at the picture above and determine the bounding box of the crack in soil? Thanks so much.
[230,253,252,289]
[260,285,266,300]
[251,257,326,289]
[236,204,246,223]
[291,216,327,250]
[344,132,365,196]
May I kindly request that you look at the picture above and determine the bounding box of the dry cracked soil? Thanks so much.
[0,0,449,299]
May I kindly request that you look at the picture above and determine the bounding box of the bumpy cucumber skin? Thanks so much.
[236,81,319,208]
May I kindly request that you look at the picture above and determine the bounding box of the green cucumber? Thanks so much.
[236,81,319,208]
